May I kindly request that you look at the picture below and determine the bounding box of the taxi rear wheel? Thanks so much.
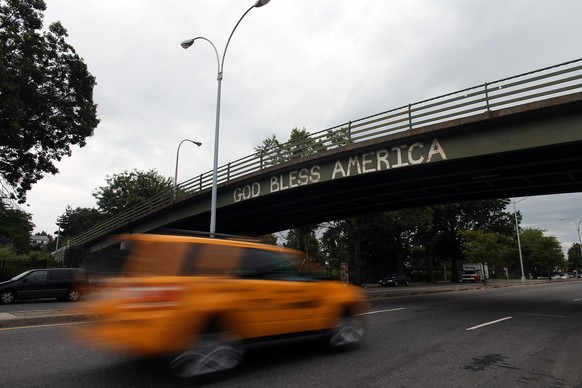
[170,330,244,379]
[329,309,365,349]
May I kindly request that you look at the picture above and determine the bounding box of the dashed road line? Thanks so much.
[465,316,512,331]
[359,307,405,316]
[524,313,567,318]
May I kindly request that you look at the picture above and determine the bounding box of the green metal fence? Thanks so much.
[67,58,582,248]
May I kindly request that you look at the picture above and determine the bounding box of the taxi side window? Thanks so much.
[183,243,241,276]
[239,249,302,281]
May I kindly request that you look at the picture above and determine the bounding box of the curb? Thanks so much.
[364,279,551,299]
[0,311,90,329]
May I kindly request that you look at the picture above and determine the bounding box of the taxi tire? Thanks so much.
[329,309,365,349]
[170,327,244,379]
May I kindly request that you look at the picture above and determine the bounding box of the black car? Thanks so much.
[379,273,411,287]
[0,268,89,304]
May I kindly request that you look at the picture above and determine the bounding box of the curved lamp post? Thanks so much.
[560,217,582,259]
[512,197,529,282]
[181,0,270,235]
[174,139,202,199]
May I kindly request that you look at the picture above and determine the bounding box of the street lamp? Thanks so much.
[512,197,529,282]
[174,139,202,199]
[181,0,271,235]
[559,217,582,259]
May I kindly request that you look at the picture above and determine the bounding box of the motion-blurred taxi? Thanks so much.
[74,232,368,378]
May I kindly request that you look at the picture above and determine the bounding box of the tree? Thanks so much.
[254,127,326,168]
[0,201,33,252]
[285,127,326,160]
[0,0,99,202]
[255,134,283,168]
[566,243,582,271]
[520,228,565,277]
[93,169,173,216]
[321,211,420,284]
[461,229,513,274]
[56,205,104,241]
[285,226,323,261]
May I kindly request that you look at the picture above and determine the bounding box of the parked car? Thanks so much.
[379,273,411,287]
[73,232,369,379]
[551,272,569,280]
[0,268,89,304]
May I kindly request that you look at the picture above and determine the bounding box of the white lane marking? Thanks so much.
[465,316,512,331]
[359,307,405,316]
[573,298,582,302]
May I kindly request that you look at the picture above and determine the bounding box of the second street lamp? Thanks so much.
[560,217,582,259]
[512,197,529,282]
[181,0,271,236]
[174,139,202,199]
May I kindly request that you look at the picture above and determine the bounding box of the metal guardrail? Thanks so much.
[68,58,582,247]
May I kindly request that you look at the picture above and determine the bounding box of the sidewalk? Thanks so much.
[0,279,552,329]
[363,278,550,299]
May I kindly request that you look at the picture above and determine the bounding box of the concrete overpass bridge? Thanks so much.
[67,58,582,254]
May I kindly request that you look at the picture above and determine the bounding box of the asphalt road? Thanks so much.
[1,281,581,387]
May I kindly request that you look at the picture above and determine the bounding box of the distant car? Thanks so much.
[0,268,89,304]
[379,273,411,287]
[551,272,569,280]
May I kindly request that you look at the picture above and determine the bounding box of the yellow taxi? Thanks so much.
[74,232,368,378]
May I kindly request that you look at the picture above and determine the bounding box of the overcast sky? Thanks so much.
[22,0,582,254]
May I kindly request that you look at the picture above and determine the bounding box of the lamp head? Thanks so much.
[181,39,195,49]
[254,0,270,7]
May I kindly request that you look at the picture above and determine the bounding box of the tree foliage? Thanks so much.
[424,199,514,282]
[461,229,513,270]
[93,169,173,216]
[285,226,322,261]
[57,205,104,238]
[254,127,326,168]
[0,201,33,251]
[519,228,565,276]
[0,0,99,202]
[566,243,582,271]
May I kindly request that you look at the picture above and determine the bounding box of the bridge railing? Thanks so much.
[68,58,582,247]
